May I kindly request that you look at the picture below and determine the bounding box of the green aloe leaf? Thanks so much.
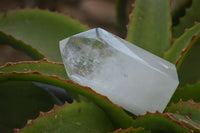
[176,34,200,87]
[0,81,62,133]
[0,60,75,101]
[15,101,115,133]
[131,112,190,133]
[0,59,68,80]
[116,0,128,37]
[166,100,200,132]
[0,59,80,103]
[0,59,77,101]
[126,0,171,57]
[0,31,44,60]
[0,63,133,128]
[0,9,89,62]
[170,81,200,103]
[172,0,200,38]
[113,127,150,133]
[171,0,191,25]
[164,23,200,63]
[170,113,200,133]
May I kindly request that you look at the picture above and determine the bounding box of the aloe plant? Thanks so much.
[0,0,200,132]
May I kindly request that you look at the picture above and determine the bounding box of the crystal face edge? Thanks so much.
[59,28,179,115]
[60,28,178,78]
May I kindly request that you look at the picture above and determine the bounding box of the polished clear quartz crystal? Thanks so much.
[59,28,179,115]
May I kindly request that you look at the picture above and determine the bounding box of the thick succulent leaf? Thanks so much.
[131,112,190,133]
[116,0,128,37]
[0,60,80,102]
[170,81,200,103]
[113,127,150,133]
[171,0,191,25]
[0,60,134,127]
[170,113,200,133]
[15,101,115,133]
[0,72,133,128]
[167,100,200,124]
[172,0,200,38]
[0,59,68,80]
[126,0,171,57]
[0,9,89,62]
[0,31,44,60]
[176,33,200,87]
[166,100,200,132]
[164,23,200,63]
[0,81,62,133]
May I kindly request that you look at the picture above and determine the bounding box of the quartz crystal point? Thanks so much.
[59,28,179,115]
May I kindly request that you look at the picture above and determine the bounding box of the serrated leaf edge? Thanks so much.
[169,99,200,112]
[171,0,192,26]
[171,112,200,131]
[167,99,200,132]
[163,22,200,57]
[135,111,192,133]
[0,71,133,128]
[0,71,112,102]
[125,1,136,40]
[176,33,200,67]
[112,127,146,133]
[0,58,63,69]
[0,31,45,60]
[13,101,76,133]
[172,81,200,99]
[172,0,195,39]
[167,113,194,133]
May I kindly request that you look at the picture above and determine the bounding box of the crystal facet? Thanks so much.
[59,28,179,115]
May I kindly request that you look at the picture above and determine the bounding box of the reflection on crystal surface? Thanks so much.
[59,28,179,115]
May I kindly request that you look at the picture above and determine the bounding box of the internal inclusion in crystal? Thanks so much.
[63,37,113,79]
[59,28,179,115]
